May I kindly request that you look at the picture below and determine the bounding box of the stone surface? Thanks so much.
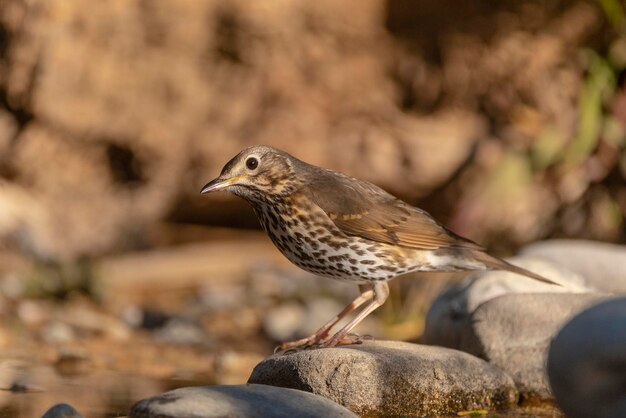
[548,297,626,418]
[459,293,610,401]
[423,256,589,349]
[129,384,357,418]
[248,341,518,417]
[41,403,83,418]
[522,239,626,293]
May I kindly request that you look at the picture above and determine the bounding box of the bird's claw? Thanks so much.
[274,336,322,353]
[319,332,370,348]
[275,333,372,353]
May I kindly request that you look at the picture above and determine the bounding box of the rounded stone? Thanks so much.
[129,384,357,418]
[423,256,589,350]
[41,403,83,418]
[548,297,626,418]
[458,293,609,401]
[521,239,626,292]
[248,341,518,417]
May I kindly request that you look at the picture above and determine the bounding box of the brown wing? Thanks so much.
[304,170,481,251]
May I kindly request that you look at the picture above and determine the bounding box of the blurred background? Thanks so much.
[0,0,625,416]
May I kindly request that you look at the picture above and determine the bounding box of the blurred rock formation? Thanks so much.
[0,0,623,259]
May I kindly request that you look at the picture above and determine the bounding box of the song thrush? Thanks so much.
[201,145,559,349]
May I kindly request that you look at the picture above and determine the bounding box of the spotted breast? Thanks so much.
[251,191,419,283]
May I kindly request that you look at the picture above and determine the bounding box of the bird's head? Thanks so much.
[201,145,303,201]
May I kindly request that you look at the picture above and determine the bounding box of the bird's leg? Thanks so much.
[321,282,389,348]
[276,285,375,352]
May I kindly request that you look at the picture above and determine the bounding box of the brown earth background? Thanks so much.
[0,0,625,417]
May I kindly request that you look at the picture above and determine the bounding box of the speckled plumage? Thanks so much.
[201,145,559,349]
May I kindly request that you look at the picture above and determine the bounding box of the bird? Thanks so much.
[201,145,560,350]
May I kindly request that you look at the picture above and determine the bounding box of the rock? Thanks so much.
[153,318,207,345]
[262,302,306,342]
[41,321,75,344]
[129,384,357,418]
[458,293,609,401]
[0,111,17,155]
[54,349,92,377]
[248,341,518,417]
[548,297,626,418]
[0,0,484,260]
[123,308,207,345]
[522,239,626,293]
[423,256,589,349]
[0,0,611,261]
[41,403,83,418]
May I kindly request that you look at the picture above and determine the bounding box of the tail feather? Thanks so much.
[472,251,562,287]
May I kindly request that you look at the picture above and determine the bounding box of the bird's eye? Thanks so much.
[246,157,259,170]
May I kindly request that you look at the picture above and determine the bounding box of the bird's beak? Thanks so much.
[200,176,242,194]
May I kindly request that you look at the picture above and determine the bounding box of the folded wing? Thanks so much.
[305,171,481,251]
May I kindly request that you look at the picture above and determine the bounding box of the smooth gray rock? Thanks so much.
[459,293,609,401]
[129,384,357,418]
[248,341,518,417]
[423,256,589,349]
[548,297,626,418]
[522,239,626,292]
[41,403,83,418]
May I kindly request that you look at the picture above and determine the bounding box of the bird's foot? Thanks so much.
[274,331,330,353]
[318,332,372,348]
[275,333,373,353]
